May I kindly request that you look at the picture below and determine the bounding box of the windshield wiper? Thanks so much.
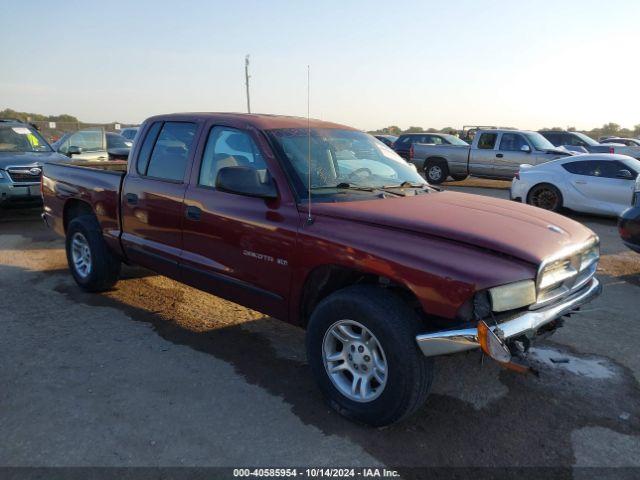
[310,182,405,196]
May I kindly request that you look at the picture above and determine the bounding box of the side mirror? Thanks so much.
[520,144,531,153]
[616,169,634,179]
[216,166,278,199]
[67,145,83,156]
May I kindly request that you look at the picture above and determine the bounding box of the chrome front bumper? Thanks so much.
[415,277,602,357]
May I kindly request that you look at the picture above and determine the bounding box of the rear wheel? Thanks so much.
[306,285,434,426]
[424,159,448,184]
[527,183,563,212]
[65,214,121,292]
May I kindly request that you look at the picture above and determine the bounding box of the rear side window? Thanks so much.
[136,122,162,175]
[145,122,197,182]
[477,133,497,149]
[562,161,596,175]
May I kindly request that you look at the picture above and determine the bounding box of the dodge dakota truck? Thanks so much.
[410,129,572,184]
[42,113,601,426]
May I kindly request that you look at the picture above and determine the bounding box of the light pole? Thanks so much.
[245,55,251,114]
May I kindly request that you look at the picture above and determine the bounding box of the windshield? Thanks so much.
[442,134,469,146]
[524,132,556,151]
[268,129,426,199]
[0,125,52,153]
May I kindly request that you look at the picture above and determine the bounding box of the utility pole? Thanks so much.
[245,55,251,113]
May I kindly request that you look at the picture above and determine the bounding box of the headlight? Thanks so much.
[488,280,536,312]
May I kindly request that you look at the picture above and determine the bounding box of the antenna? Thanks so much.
[306,65,313,225]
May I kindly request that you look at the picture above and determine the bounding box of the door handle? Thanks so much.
[125,193,138,205]
[575,181,587,185]
[496,153,504,158]
[186,205,201,221]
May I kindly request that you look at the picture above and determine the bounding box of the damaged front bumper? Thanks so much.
[415,277,602,357]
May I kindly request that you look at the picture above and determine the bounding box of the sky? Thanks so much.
[1,0,639,131]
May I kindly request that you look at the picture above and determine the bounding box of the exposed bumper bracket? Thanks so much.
[415,278,602,357]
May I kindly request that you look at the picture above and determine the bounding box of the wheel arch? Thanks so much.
[63,199,95,233]
[297,264,424,329]
[526,181,564,206]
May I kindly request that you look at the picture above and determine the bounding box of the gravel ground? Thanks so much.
[1,187,639,476]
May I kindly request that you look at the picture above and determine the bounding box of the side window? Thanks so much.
[499,133,528,151]
[562,161,598,176]
[199,127,267,188]
[477,133,497,149]
[136,122,162,175]
[145,122,197,182]
[541,133,557,145]
[597,161,637,179]
[567,134,586,147]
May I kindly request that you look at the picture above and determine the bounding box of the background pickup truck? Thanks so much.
[410,129,572,184]
[43,113,601,426]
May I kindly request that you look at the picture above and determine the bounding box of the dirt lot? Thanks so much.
[1,186,639,476]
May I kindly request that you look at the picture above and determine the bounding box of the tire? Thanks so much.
[424,159,448,184]
[65,214,121,292]
[306,285,434,426]
[527,183,563,212]
[450,173,469,182]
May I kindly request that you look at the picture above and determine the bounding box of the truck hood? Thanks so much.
[0,151,67,170]
[311,191,597,265]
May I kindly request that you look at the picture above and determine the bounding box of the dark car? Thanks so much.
[619,195,640,253]
[393,133,468,160]
[0,119,67,205]
[373,135,398,148]
[539,130,617,154]
[52,130,132,161]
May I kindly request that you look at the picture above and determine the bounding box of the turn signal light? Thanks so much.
[477,321,511,363]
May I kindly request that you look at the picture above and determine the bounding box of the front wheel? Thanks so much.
[66,214,121,292]
[424,160,448,184]
[527,183,563,212]
[306,285,434,426]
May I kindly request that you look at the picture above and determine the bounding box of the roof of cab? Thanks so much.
[143,112,356,131]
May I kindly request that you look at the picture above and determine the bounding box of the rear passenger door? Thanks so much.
[469,132,497,177]
[121,121,201,277]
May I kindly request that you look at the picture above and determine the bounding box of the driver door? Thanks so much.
[494,132,532,179]
[180,124,298,319]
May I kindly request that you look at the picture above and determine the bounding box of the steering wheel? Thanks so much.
[348,167,373,179]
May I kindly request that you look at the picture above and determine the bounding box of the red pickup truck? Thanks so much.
[42,113,602,426]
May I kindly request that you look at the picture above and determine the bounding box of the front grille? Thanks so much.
[532,239,599,309]
[7,168,42,184]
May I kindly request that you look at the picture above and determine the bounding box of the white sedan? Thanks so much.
[511,154,640,217]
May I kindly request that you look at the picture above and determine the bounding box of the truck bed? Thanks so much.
[42,160,127,257]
